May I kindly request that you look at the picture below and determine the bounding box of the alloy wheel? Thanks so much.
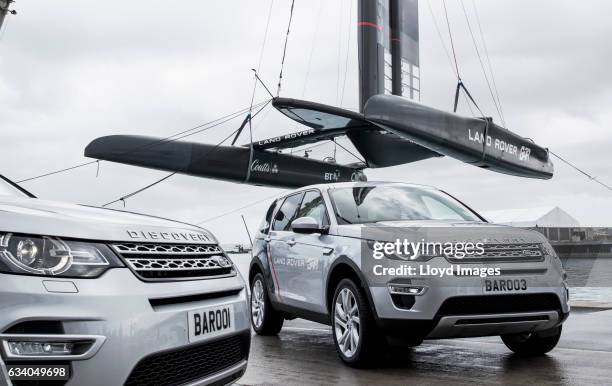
[251,279,265,328]
[334,288,360,358]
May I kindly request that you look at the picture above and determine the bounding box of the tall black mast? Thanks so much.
[358,0,420,110]
[357,0,385,111]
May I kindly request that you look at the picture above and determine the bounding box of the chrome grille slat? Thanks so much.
[112,243,233,281]
[113,243,222,254]
[447,243,544,263]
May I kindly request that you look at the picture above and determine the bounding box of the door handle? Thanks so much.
[287,239,296,246]
[322,247,334,256]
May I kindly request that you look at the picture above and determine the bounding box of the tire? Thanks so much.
[250,273,284,335]
[501,325,562,356]
[331,278,383,368]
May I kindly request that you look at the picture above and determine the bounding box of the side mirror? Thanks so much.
[291,216,328,234]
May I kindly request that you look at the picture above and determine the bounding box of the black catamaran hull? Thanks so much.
[84,135,366,189]
[364,95,553,179]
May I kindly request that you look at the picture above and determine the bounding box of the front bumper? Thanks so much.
[368,257,570,339]
[0,268,250,385]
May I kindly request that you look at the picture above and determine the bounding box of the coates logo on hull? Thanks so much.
[127,230,212,242]
[250,159,279,174]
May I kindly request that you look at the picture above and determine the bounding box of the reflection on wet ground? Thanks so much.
[238,309,612,385]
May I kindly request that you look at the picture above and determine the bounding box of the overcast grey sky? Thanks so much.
[0,0,611,242]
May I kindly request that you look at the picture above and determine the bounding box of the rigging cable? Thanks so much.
[197,192,281,224]
[250,0,275,109]
[101,99,272,207]
[17,160,100,184]
[335,140,365,164]
[471,0,506,127]
[288,140,331,155]
[441,0,460,80]
[339,0,354,107]
[440,2,610,194]
[441,0,485,117]
[549,151,612,193]
[459,0,505,126]
[336,0,343,105]
[242,0,275,174]
[300,0,324,99]
[426,0,475,117]
[16,100,268,183]
[276,0,296,96]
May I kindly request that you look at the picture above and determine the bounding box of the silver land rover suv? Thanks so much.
[0,175,250,385]
[249,181,569,367]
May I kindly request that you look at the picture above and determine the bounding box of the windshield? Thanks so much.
[329,186,483,224]
[0,175,32,198]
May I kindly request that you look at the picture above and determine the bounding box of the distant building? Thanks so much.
[481,206,580,228]
[481,207,612,258]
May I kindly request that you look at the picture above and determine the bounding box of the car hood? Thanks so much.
[334,220,546,244]
[0,196,216,244]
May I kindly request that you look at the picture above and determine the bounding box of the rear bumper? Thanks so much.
[0,269,250,385]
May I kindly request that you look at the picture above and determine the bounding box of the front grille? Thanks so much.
[124,333,249,386]
[112,243,234,281]
[446,243,544,263]
[437,294,562,316]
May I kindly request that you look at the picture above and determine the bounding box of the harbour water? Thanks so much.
[563,257,612,303]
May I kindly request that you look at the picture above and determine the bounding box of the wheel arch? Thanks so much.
[249,258,265,285]
[325,257,378,320]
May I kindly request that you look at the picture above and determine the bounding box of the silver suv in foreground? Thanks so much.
[0,175,250,385]
[249,181,569,367]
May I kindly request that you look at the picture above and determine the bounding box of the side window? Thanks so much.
[295,190,329,227]
[258,200,279,234]
[271,193,303,231]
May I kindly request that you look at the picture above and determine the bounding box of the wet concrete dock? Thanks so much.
[237,308,612,385]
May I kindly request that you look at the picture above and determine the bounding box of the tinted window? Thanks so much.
[272,193,303,231]
[295,190,329,227]
[329,186,481,224]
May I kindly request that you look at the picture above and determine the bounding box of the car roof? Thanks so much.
[282,181,440,197]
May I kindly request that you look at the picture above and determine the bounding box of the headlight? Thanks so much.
[0,233,123,278]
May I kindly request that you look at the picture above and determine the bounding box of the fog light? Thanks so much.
[388,285,426,295]
[8,341,74,356]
